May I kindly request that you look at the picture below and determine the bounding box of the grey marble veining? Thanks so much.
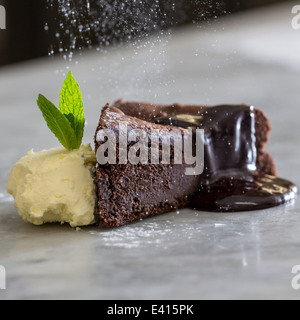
[1,1,300,299]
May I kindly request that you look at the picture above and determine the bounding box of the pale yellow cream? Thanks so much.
[7,145,97,227]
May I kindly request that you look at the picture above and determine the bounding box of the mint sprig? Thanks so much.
[59,71,85,146]
[37,71,85,151]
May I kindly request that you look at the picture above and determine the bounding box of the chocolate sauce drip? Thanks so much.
[192,170,296,211]
[155,105,297,211]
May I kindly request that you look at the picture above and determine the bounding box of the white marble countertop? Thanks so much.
[1,1,300,300]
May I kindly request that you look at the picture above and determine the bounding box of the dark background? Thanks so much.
[0,0,284,67]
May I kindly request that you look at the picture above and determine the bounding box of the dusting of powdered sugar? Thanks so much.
[89,222,173,249]
[45,0,185,60]
[87,210,207,249]
[44,0,187,100]
[44,1,228,101]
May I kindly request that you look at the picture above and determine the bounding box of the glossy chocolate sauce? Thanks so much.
[155,105,297,212]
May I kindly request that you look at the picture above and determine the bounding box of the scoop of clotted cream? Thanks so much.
[7,144,97,227]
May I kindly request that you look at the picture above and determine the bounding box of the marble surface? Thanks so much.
[1,1,300,300]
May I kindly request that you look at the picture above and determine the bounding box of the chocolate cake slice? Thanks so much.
[94,104,201,227]
[94,101,295,228]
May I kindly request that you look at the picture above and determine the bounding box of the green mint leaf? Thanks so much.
[59,71,85,146]
[64,113,75,130]
[37,94,79,150]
